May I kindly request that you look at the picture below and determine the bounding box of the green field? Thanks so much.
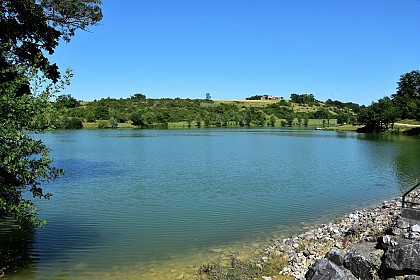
[82,118,341,129]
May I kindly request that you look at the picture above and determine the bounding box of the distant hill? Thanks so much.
[52,95,360,129]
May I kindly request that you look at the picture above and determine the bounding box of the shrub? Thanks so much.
[58,116,83,129]
[97,120,110,129]
[109,117,118,129]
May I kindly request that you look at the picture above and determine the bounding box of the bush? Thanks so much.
[86,112,96,122]
[109,117,118,129]
[58,116,83,129]
[131,112,146,126]
[97,120,110,129]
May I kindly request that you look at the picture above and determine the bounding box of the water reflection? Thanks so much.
[0,221,36,277]
[7,129,420,279]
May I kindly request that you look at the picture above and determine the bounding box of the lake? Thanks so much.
[4,128,420,279]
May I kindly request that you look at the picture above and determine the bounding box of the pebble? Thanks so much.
[261,196,408,280]
[397,219,410,229]
[411,224,420,233]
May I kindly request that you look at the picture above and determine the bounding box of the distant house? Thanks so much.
[260,95,279,100]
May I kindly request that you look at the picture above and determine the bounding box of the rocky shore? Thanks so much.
[261,195,420,279]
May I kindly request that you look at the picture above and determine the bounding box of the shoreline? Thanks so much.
[2,195,415,279]
[259,196,405,279]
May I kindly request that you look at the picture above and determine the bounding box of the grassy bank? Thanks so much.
[81,119,341,130]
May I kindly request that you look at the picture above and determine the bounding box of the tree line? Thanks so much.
[51,93,361,129]
[357,70,420,132]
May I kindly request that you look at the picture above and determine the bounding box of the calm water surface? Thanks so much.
[5,128,420,279]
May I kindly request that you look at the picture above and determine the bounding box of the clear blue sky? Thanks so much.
[53,0,420,105]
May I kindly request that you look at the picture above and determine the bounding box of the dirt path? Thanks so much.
[394,122,420,127]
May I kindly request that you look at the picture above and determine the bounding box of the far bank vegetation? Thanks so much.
[51,70,420,134]
[51,93,360,130]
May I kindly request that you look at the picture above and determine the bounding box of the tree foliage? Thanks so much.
[54,94,80,109]
[0,0,102,228]
[392,70,420,120]
[0,0,102,82]
[246,95,263,100]
[290,93,319,105]
[130,93,146,100]
[358,96,398,130]
[49,93,358,129]
[358,70,420,132]
[0,71,70,227]
[205,92,212,101]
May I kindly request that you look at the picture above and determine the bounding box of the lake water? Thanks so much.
[4,128,420,279]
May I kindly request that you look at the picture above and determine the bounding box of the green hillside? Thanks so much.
[52,94,359,129]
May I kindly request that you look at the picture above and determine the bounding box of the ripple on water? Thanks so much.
[9,129,419,279]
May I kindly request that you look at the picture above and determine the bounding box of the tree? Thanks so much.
[377,97,398,129]
[221,113,230,127]
[237,115,245,127]
[359,97,399,131]
[195,114,202,127]
[285,113,294,126]
[0,0,102,229]
[290,93,319,105]
[0,71,71,228]
[313,109,330,120]
[58,115,83,129]
[0,0,102,83]
[303,114,309,127]
[244,111,252,126]
[290,93,301,103]
[394,70,420,99]
[203,114,211,127]
[215,117,222,127]
[392,70,420,120]
[94,105,110,120]
[131,112,146,127]
[109,117,118,129]
[131,93,146,100]
[55,94,79,109]
[246,95,263,100]
[258,115,266,126]
[205,92,212,101]
[337,113,348,125]
[186,115,194,127]
[296,115,303,126]
[358,71,420,132]
[269,115,276,126]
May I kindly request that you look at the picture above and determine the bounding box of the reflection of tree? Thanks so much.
[394,141,420,192]
[355,134,420,193]
[0,220,36,276]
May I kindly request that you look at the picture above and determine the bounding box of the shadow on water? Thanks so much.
[405,127,420,136]
[50,159,121,183]
[0,216,104,278]
[0,220,36,276]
